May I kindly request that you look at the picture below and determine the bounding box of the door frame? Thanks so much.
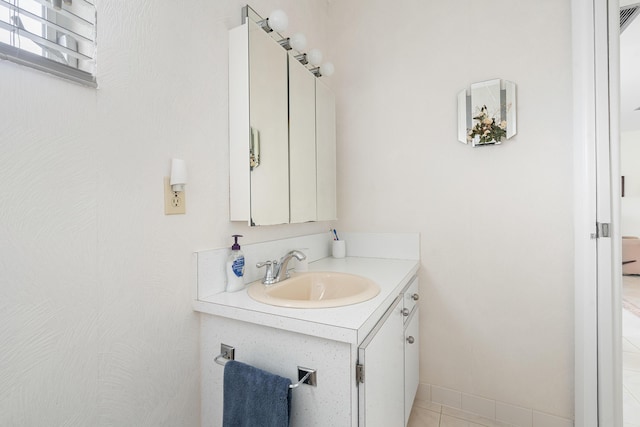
[573,0,622,426]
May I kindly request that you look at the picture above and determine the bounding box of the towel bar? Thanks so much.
[214,344,317,388]
[214,350,233,366]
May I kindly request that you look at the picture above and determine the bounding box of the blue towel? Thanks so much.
[223,360,292,427]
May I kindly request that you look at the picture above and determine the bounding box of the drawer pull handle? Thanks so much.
[402,308,410,316]
[406,336,415,344]
[411,293,419,301]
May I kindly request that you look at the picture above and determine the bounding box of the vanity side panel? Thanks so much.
[201,314,353,427]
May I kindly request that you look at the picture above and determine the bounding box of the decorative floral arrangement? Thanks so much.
[467,105,507,145]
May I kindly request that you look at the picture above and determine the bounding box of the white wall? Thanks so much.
[621,130,640,236]
[0,1,331,425]
[327,0,574,420]
[1,0,576,423]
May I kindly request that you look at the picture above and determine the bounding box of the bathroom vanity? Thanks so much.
[194,250,419,427]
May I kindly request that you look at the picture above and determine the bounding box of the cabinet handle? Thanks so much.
[402,308,410,316]
[250,128,261,170]
[411,293,419,301]
[406,336,415,344]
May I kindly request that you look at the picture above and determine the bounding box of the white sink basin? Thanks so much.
[247,272,381,308]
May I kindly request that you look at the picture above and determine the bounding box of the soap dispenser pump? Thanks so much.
[226,235,245,292]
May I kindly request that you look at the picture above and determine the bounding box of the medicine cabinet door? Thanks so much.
[316,79,337,221]
[289,53,317,223]
[248,20,289,225]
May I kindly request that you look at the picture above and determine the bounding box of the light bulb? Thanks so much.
[289,33,307,52]
[319,62,335,77]
[307,48,323,66]
[268,9,288,32]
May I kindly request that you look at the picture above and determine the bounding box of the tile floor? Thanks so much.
[624,308,640,427]
[406,276,640,427]
[624,275,640,427]
[407,398,515,427]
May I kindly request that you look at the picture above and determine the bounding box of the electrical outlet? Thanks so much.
[164,177,186,215]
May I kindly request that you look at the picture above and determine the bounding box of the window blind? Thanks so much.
[0,0,96,87]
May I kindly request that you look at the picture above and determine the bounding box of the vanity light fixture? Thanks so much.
[311,62,335,77]
[295,53,308,65]
[258,9,288,33]
[278,33,307,51]
[244,5,334,78]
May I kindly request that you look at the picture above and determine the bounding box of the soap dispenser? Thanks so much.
[226,235,245,292]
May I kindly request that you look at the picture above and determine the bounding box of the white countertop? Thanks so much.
[193,257,419,345]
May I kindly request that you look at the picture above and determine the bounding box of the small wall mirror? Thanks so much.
[457,79,517,147]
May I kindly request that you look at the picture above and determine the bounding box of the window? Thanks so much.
[0,0,96,87]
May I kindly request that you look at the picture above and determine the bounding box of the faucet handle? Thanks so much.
[256,260,277,284]
[256,260,272,268]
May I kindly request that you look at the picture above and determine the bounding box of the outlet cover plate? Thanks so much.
[164,177,186,215]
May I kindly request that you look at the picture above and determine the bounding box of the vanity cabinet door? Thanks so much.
[358,297,404,427]
[404,308,419,425]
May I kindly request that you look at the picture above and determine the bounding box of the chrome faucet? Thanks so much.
[256,250,306,285]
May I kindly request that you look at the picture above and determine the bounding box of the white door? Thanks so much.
[595,1,623,425]
[573,0,622,425]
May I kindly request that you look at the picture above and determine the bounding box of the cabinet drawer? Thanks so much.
[402,276,420,322]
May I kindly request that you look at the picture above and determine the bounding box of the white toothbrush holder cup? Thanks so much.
[332,240,346,258]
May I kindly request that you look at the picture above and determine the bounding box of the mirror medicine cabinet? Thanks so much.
[229,9,337,226]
